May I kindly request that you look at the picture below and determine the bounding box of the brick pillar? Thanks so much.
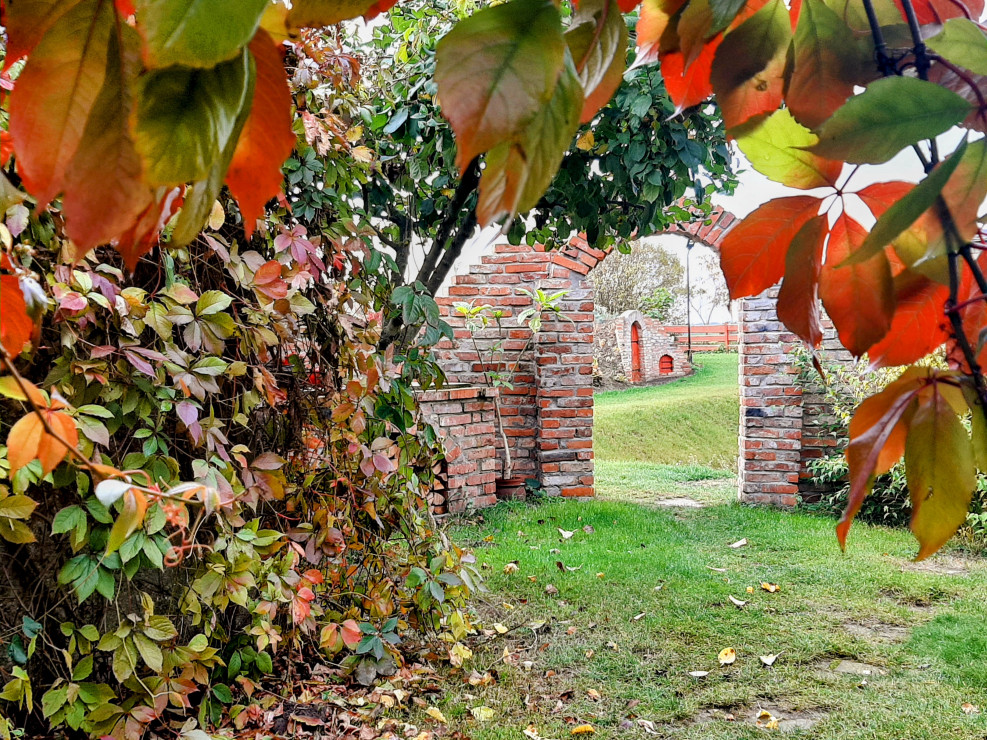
[738,288,804,506]
[738,287,855,506]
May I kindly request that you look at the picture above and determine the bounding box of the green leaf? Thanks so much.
[928,19,987,76]
[0,518,35,544]
[709,0,748,33]
[133,632,163,672]
[134,47,253,186]
[72,654,94,682]
[0,494,37,520]
[135,0,268,69]
[905,386,976,560]
[212,683,233,704]
[196,290,234,316]
[434,0,566,170]
[95,567,115,601]
[112,642,135,683]
[849,139,968,265]
[811,76,971,164]
[41,685,67,718]
[736,109,843,189]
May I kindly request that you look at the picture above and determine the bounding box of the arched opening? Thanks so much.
[630,322,643,382]
[659,354,674,375]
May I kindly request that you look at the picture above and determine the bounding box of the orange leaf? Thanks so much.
[114,187,184,271]
[854,181,913,276]
[892,0,983,24]
[2,0,74,72]
[6,405,78,477]
[819,214,895,356]
[252,260,288,299]
[8,0,116,209]
[866,270,949,369]
[719,195,821,299]
[225,30,295,238]
[1,275,33,356]
[837,367,928,548]
[777,214,827,347]
[340,619,362,649]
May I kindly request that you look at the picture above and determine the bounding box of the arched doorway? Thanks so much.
[659,354,673,375]
[630,322,643,382]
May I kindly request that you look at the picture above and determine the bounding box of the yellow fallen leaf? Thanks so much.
[528,575,538,582]
[483,535,495,543]
[586,688,601,701]
[471,706,495,721]
[425,707,447,723]
[571,724,595,735]
[746,586,755,594]
[502,602,514,610]
[962,702,980,715]
[493,623,509,634]
[449,642,472,667]
[718,647,737,666]
[596,572,605,579]
[503,563,519,574]
[761,582,780,593]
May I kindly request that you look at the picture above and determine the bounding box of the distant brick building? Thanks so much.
[595,310,692,384]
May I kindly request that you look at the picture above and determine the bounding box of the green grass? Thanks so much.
[595,460,735,505]
[594,352,739,470]
[438,498,987,739]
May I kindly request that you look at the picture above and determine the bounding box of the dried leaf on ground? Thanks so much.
[962,702,980,714]
[425,707,447,724]
[583,525,595,533]
[729,595,747,608]
[761,582,780,592]
[504,562,519,574]
[586,688,601,701]
[571,725,595,735]
[559,528,575,539]
[471,706,495,721]
[729,538,748,548]
[545,584,559,596]
[718,647,737,665]
[688,670,710,678]
[760,654,779,666]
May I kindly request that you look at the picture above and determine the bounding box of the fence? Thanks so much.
[662,323,738,352]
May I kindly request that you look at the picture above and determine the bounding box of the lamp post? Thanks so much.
[685,238,695,365]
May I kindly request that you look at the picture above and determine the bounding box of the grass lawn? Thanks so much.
[438,498,987,739]
[594,353,739,470]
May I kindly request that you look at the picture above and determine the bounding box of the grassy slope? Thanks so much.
[442,499,987,739]
[594,353,739,470]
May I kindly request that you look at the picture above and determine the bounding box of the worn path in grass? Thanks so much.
[446,499,987,739]
[595,353,738,508]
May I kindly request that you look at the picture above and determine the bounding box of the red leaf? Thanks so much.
[837,368,927,548]
[2,0,74,72]
[777,214,827,347]
[0,275,32,355]
[340,619,362,649]
[719,195,821,299]
[659,40,721,112]
[8,0,116,209]
[225,30,295,238]
[114,187,183,271]
[252,260,289,299]
[866,270,950,368]
[819,213,895,356]
[0,131,13,167]
[892,0,983,24]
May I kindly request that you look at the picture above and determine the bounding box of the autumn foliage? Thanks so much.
[4,0,987,735]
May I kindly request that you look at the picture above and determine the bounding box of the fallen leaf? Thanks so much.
[503,562,519,574]
[529,620,547,631]
[556,560,582,572]
[483,535,495,542]
[501,602,514,610]
[637,719,659,735]
[962,702,980,715]
[583,525,595,534]
[606,640,619,650]
[586,688,601,701]
[493,623,509,634]
[718,647,737,666]
[425,707,447,724]
[571,725,595,735]
[528,576,538,583]
[746,586,755,594]
[728,595,747,608]
[706,566,727,573]
[467,671,495,687]
[761,582,780,593]
[756,709,779,729]
[471,706,495,721]
[545,584,559,596]
[729,538,748,548]
[585,649,595,658]
[632,612,646,621]
[760,654,779,667]
[566,626,578,635]
[550,548,562,554]
[688,670,709,678]
[596,572,605,579]
[559,528,575,539]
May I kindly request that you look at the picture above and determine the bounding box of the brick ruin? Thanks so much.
[416,208,854,513]
[594,310,693,385]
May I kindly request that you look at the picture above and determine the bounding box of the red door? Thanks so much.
[630,322,642,382]
[660,355,674,375]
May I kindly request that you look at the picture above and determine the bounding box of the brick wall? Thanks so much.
[417,386,499,513]
[738,287,852,506]
[433,237,601,498]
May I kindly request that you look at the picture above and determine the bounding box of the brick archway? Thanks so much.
[421,204,842,511]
